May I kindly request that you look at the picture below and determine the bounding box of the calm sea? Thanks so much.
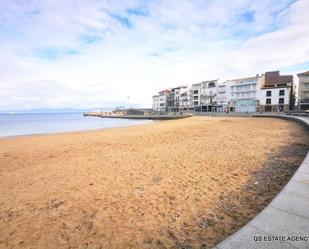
[0,113,152,138]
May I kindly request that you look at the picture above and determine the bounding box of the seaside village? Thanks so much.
[152,70,309,113]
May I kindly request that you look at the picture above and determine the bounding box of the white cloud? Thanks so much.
[0,0,308,111]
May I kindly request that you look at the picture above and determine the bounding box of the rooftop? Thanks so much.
[231,75,260,82]
[264,71,293,86]
[297,71,309,77]
[171,85,188,90]
[201,79,218,84]
[159,89,171,93]
[192,82,202,86]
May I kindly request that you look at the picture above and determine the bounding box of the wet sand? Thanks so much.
[0,116,308,249]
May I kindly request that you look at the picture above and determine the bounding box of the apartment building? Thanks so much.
[179,86,191,111]
[200,80,219,111]
[259,71,293,112]
[229,75,261,112]
[191,83,202,111]
[152,95,160,111]
[189,80,220,111]
[216,80,230,112]
[297,71,309,110]
[152,89,170,112]
[152,70,298,113]
[166,86,188,112]
[159,89,170,112]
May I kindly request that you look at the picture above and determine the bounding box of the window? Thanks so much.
[279,98,284,104]
[208,82,216,88]
[266,98,271,104]
[194,101,199,106]
[194,96,198,100]
[304,83,309,90]
[194,90,199,94]
[266,91,271,97]
[279,90,285,96]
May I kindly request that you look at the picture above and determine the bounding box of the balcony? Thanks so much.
[231,96,257,100]
[201,90,216,97]
[230,82,257,87]
[303,84,309,91]
[231,89,256,93]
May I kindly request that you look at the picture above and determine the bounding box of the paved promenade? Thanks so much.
[215,115,309,249]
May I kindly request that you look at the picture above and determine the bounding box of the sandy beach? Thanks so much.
[0,116,308,249]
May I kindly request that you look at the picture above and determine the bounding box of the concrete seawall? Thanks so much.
[214,115,309,249]
[84,113,192,120]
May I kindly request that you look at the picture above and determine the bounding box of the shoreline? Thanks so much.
[1,116,308,248]
[0,115,277,141]
[0,119,155,141]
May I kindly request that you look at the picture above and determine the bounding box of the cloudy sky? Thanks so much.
[0,0,309,111]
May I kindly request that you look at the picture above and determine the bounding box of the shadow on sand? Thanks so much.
[153,138,309,249]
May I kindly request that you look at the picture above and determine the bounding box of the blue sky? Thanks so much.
[0,0,308,111]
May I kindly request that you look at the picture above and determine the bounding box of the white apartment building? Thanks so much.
[229,75,261,112]
[259,71,293,112]
[179,86,191,110]
[200,80,217,108]
[259,88,290,112]
[152,71,296,113]
[297,71,309,110]
[216,80,230,112]
[152,89,170,112]
[152,95,160,111]
[191,83,202,111]
[166,85,189,112]
[189,80,220,112]
[158,89,170,112]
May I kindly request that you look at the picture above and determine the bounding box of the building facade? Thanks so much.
[229,75,261,112]
[189,80,221,112]
[152,95,160,111]
[259,71,293,112]
[152,70,299,113]
[216,80,230,112]
[200,80,219,111]
[158,89,170,112]
[179,86,191,111]
[259,87,291,112]
[152,89,170,112]
[191,83,202,111]
[297,71,309,110]
[166,86,188,112]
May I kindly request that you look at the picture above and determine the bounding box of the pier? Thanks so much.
[83,112,192,120]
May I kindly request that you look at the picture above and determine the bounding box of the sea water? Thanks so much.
[0,113,152,138]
